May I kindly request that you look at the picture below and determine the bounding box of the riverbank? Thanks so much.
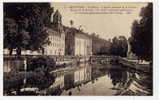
[4,61,152,96]
[118,58,152,73]
[48,63,152,96]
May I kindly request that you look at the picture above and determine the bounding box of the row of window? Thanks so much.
[49,35,65,41]
[49,42,64,48]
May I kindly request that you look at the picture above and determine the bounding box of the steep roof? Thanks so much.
[53,10,62,19]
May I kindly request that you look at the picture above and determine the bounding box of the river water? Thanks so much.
[49,63,152,96]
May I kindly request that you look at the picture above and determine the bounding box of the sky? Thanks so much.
[51,2,148,40]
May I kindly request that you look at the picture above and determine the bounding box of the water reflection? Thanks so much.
[107,66,130,89]
[49,63,152,96]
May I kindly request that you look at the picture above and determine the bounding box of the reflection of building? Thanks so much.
[64,72,75,89]
[44,10,65,55]
[64,27,92,56]
[74,63,92,84]
[51,63,92,90]
[51,75,64,88]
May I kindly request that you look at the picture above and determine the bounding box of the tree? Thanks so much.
[4,56,56,95]
[4,18,18,55]
[4,3,54,55]
[110,36,128,57]
[118,36,128,57]
[27,56,56,72]
[130,3,152,61]
[70,20,74,27]
[99,46,110,55]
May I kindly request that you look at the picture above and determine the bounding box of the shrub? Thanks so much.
[4,71,55,95]
[25,71,55,89]
[27,56,56,72]
[4,72,24,93]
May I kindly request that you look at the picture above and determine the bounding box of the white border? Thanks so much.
[0,0,158,100]
[0,0,154,2]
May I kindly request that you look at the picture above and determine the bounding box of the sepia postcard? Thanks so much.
[3,2,153,96]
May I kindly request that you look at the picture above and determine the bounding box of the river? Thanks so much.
[47,62,152,96]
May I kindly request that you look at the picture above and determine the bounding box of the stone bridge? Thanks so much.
[90,55,119,64]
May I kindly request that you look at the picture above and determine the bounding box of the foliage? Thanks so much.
[4,72,24,93]
[110,36,128,57]
[4,71,55,94]
[4,3,53,55]
[91,33,112,55]
[130,3,152,61]
[108,67,128,86]
[25,71,55,89]
[4,56,56,94]
[70,20,74,27]
[27,56,56,72]
[4,18,18,55]
[99,46,111,55]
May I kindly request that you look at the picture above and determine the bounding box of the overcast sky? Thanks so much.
[51,2,148,40]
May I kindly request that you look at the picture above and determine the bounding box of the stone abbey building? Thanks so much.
[64,27,92,56]
[4,10,92,56]
[45,10,92,56]
[44,10,65,55]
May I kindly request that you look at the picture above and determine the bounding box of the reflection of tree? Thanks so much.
[114,71,152,96]
[108,67,128,87]
[108,68,152,96]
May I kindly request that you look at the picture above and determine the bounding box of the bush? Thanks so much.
[4,72,24,93]
[4,71,55,95]
[4,56,56,95]
[27,56,56,72]
[25,71,55,89]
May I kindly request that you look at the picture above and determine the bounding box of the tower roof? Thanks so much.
[53,10,62,19]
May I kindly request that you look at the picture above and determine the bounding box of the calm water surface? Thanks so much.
[49,63,152,96]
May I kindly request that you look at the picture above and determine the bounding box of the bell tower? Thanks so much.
[52,10,63,32]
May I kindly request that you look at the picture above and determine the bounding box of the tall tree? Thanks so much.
[70,20,74,27]
[130,3,152,61]
[4,18,18,55]
[4,3,53,55]
[110,36,128,57]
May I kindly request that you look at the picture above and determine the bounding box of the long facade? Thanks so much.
[44,10,65,55]
[4,10,92,56]
[44,27,65,55]
[65,27,92,56]
[75,32,92,56]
